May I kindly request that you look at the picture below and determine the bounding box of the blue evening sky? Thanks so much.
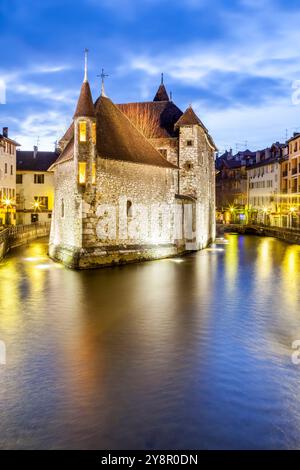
[1,0,300,153]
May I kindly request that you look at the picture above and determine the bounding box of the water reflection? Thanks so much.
[0,236,300,449]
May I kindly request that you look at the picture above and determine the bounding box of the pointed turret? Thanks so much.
[73,50,97,190]
[73,49,95,119]
[153,73,169,102]
[175,105,206,129]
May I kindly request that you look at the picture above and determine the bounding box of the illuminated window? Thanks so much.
[78,162,86,184]
[92,122,96,144]
[92,163,96,184]
[79,121,87,142]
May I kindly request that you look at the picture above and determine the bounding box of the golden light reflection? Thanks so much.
[281,245,300,309]
[224,234,238,290]
[256,238,273,280]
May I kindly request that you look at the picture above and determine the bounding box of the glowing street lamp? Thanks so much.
[2,198,12,225]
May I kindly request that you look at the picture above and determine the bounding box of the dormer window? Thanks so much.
[186,140,193,147]
[79,121,87,142]
[92,122,96,144]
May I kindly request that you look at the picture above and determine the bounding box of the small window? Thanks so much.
[186,140,194,147]
[4,163,7,174]
[10,165,13,175]
[127,200,133,218]
[185,161,193,170]
[78,162,86,184]
[92,122,96,144]
[31,213,39,223]
[79,121,87,142]
[92,163,96,185]
[16,174,23,184]
[34,174,44,184]
[48,213,52,219]
[61,199,65,218]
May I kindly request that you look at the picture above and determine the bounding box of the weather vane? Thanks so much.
[97,68,109,96]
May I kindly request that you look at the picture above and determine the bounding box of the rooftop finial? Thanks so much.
[161,72,164,85]
[84,48,88,82]
[97,68,109,97]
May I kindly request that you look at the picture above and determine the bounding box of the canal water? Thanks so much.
[0,234,300,449]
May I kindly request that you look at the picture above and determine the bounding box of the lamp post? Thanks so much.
[3,198,11,225]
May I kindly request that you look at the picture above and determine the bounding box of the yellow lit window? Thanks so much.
[92,122,96,144]
[92,163,96,185]
[79,121,87,142]
[78,162,86,184]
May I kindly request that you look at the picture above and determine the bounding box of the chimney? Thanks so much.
[2,127,8,138]
[33,145,38,159]
[265,148,271,160]
[256,150,261,163]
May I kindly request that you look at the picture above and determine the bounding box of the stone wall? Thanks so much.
[50,123,216,269]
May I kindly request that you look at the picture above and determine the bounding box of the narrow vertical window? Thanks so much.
[78,162,86,184]
[92,163,96,185]
[61,199,65,218]
[79,121,87,142]
[127,200,133,218]
[92,122,96,144]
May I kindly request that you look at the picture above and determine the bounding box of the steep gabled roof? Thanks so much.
[175,105,207,130]
[17,150,59,171]
[117,100,183,138]
[153,83,169,102]
[51,97,178,170]
[48,138,74,170]
[73,81,95,119]
[95,96,177,168]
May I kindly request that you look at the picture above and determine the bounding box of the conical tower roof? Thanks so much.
[153,83,169,102]
[73,81,95,118]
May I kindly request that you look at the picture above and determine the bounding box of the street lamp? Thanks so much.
[3,198,11,225]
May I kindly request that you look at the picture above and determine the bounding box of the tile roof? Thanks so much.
[73,81,95,119]
[52,97,178,170]
[95,96,177,168]
[153,83,169,102]
[0,133,20,146]
[17,150,60,171]
[117,100,183,138]
[175,105,207,130]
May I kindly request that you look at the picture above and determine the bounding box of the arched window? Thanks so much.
[127,200,133,218]
[61,199,65,218]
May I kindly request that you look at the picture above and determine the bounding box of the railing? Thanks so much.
[0,228,9,244]
[7,221,51,237]
[0,222,51,261]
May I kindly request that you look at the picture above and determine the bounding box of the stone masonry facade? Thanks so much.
[49,76,216,269]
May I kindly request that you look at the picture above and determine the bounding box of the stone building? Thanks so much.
[0,127,19,226]
[281,133,300,228]
[16,147,59,224]
[247,143,286,226]
[49,57,216,269]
